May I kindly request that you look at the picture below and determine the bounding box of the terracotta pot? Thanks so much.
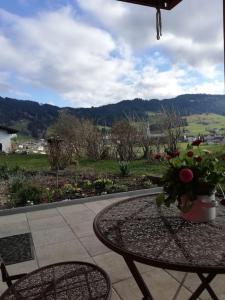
[180,194,217,223]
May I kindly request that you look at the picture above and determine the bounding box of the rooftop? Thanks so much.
[0,193,225,299]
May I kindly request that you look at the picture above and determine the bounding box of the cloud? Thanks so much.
[0,1,223,107]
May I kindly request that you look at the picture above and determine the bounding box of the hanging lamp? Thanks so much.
[118,1,183,39]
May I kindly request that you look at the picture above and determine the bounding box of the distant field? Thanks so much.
[184,113,225,136]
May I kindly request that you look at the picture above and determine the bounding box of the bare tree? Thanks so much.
[161,108,183,154]
[111,120,137,161]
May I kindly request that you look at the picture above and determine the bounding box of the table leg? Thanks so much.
[189,273,217,300]
[123,256,154,300]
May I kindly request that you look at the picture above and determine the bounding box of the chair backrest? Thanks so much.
[0,255,12,287]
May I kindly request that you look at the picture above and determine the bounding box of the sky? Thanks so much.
[0,0,223,108]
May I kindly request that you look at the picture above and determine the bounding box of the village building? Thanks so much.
[0,126,18,153]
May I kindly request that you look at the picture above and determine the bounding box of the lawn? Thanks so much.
[0,154,49,171]
[1,142,225,176]
[184,113,225,136]
[0,154,166,176]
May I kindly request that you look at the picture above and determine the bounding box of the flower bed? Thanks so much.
[0,169,155,209]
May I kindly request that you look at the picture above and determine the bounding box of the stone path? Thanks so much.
[0,196,224,299]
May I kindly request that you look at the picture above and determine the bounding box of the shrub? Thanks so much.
[9,176,26,194]
[118,161,130,177]
[83,180,93,190]
[11,184,43,207]
[0,165,9,180]
[106,184,128,193]
[94,178,113,193]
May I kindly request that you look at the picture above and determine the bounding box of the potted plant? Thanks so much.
[156,140,225,222]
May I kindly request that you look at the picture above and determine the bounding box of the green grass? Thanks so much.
[1,142,225,176]
[0,154,49,171]
[184,113,225,136]
[0,154,167,176]
[78,159,167,176]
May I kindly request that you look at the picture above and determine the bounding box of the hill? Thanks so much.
[1,94,225,138]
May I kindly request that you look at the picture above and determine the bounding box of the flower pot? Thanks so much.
[180,194,217,223]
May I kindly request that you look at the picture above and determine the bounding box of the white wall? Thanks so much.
[0,130,17,153]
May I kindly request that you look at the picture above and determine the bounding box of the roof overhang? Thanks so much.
[0,126,18,134]
[117,0,183,10]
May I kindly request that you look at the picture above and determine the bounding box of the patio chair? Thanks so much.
[0,255,27,287]
[0,257,112,299]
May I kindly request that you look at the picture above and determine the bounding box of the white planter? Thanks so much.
[180,194,217,223]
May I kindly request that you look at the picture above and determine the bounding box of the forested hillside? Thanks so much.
[1,94,225,138]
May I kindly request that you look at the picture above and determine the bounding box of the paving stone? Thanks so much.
[0,260,38,296]
[70,220,94,237]
[26,209,59,221]
[28,215,67,231]
[111,289,122,300]
[84,200,111,214]
[64,209,96,225]
[0,214,27,225]
[0,221,29,238]
[166,270,209,299]
[80,234,110,257]
[93,252,131,283]
[35,239,90,267]
[114,267,192,300]
[32,226,76,247]
[57,204,88,215]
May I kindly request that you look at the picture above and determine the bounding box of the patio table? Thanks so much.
[0,261,111,300]
[93,194,225,300]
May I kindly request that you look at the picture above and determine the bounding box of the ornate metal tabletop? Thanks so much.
[0,261,111,300]
[94,195,225,274]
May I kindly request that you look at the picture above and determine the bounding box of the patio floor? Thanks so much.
[0,195,224,300]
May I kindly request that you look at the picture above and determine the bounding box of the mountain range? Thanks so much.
[1,94,225,138]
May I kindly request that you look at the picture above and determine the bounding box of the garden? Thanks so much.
[0,156,161,209]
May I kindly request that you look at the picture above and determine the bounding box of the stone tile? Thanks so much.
[113,276,142,300]
[57,204,88,215]
[0,280,7,296]
[171,273,225,300]
[0,221,29,238]
[0,213,27,225]
[166,270,208,299]
[26,209,59,221]
[135,262,153,274]
[64,210,95,226]
[70,220,94,237]
[210,275,225,300]
[80,234,110,257]
[114,267,192,300]
[84,200,111,214]
[35,239,90,267]
[111,289,122,300]
[32,226,76,247]
[109,197,128,204]
[29,215,67,232]
[93,252,131,283]
[7,259,38,274]
[0,260,38,296]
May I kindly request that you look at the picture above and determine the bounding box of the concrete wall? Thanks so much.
[0,130,16,153]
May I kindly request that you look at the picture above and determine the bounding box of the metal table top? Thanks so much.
[0,261,111,300]
[94,195,225,273]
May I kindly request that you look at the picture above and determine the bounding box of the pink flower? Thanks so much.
[179,168,194,183]
[154,154,161,160]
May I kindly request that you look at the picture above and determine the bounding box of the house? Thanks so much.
[0,126,18,153]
